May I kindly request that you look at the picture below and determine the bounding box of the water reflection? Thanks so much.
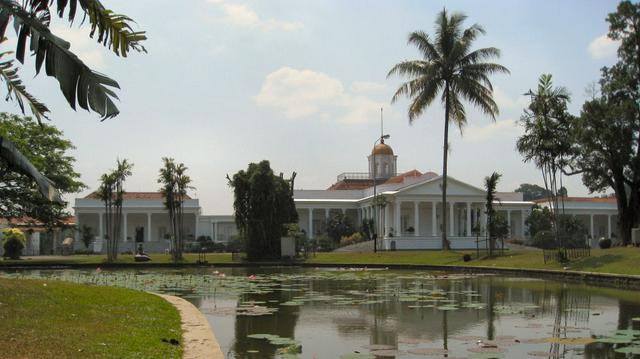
[4,268,640,358]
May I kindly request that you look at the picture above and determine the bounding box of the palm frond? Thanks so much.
[407,31,441,61]
[0,48,49,123]
[0,135,62,203]
[26,0,146,57]
[0,0,121,119]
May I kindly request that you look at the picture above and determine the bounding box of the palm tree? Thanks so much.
[484,171,501,256]
[388,9,508,250]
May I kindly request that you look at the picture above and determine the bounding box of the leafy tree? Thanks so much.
[326,212,355,245]
[515,183,567,201]
[360,218,374,241]
[525,204,553,238]
[98,158,132,262]
[484,171,503,256]
[228,161,298,260]
[0,1,146,209]
[0,113,84,225]
[562,2,640,245]
[158,158,193,262]
[388,9,509,250]
[516,74,574,247]
[80,225,93,249]
[2,227,24,259]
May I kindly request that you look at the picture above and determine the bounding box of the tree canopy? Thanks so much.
[515,183,567,201]
[0,113,84,225]
[228,161,298,260]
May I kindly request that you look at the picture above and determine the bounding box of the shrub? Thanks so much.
[530,230,556,249]
[316,235,335,252]
[3,228,26,259]
[599,237,612,249]
[339,232,364,247]
[463,254,472,262]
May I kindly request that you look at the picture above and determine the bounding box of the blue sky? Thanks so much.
[0,0,622,214]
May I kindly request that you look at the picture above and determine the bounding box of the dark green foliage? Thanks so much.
[484,171,503,256]
[158,158,193,262]
[326,212,355,245]
[599,238,612,249]
[532,231,556,250]
[228,161,298,260]
[529,214,588,249]
[0,113,84,225]
[515,183,567,201]
[98,158,132,262]
[315,235,335,252]
[80,225,94,249]
[2,234,23,260]
[388,9,509,250]
[525,204,553,238]
[360,218,374,241]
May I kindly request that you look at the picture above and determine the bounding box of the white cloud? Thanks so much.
[492,86,527,111]
[206,0,303,31]
[255,67,385,124]
[350,81,386,93]
[588,34,620,60]
[464,118,521,143]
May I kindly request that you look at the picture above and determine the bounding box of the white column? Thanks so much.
[481,210,487,235]
[384,205,391,237]
[414,201,420,236]
[394,201,401,235]
[147,212,152,242]
[341,208,346,215]
[507,210,512,237]
[309,208,314,239]
[521,210,527,238]
[98,212,104,241]
[325,208,329,220]
[213,222,218,242]
[431,202,437,236]
[195,214,199,240]
[590,214,595,238]
[607,214,612,238]
[466,202,472,237]
[449,202,455,236]
[122,212,128,242]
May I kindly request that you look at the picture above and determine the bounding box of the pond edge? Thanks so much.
[152,293,224,359]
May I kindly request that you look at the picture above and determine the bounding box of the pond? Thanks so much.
[4,267,640,359]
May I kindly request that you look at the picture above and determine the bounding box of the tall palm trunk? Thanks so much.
[442,85,451,250]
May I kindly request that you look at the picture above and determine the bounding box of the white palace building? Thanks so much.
[68,136,620,254]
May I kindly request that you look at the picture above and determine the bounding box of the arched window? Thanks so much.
[384,163,389,175]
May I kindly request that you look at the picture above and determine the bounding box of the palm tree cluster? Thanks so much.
[158,157,193,262]
[388,9,509,249]
[98,158,133,262]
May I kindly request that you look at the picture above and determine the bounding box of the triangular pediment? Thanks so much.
[396,176,486,197]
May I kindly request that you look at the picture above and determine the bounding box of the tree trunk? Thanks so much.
[442,85,451,250]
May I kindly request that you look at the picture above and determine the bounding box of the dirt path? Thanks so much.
[153,293,224,359]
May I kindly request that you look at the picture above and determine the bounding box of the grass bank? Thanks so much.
[3,248,640,277]
[0,277,182,358]
[0,253,233,266]
[304,247,640,276]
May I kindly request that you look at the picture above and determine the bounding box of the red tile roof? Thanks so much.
[327,170,426,190]
[533,196,617,204]
[84,192,191,200]
[0,216,75,227]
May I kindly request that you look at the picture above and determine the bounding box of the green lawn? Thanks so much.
[3,247,640,277]
[304,247,640,276]
[0,277,182,359]
[0,252,234,266]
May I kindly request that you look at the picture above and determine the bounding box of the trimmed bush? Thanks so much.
[599,237,612,249]
[2,228,26,259]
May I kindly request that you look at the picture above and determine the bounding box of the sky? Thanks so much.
[0,0,623,214]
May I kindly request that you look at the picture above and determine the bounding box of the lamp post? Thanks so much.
[373,134,390,253]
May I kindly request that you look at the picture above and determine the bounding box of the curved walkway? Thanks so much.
[153,293,224,359]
